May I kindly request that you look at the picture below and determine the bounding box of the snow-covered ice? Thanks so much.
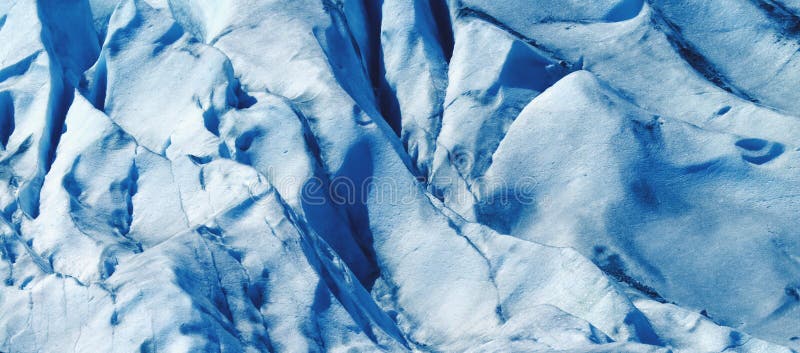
[1,0,799,352]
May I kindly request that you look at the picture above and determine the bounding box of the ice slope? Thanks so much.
[0,0,798,352]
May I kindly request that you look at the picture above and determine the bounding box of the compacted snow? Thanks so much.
[0,0,799,352]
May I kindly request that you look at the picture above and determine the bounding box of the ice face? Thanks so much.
[0,1,798,352]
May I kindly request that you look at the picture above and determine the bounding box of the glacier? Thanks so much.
[0,0,799,352]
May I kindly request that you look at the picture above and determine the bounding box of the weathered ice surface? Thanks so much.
[0,0,798,352]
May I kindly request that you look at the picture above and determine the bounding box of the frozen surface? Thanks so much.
[1,0,799,352]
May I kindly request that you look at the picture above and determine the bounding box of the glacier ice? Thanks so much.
[1,0,799,352]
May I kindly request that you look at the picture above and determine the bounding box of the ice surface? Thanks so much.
[1,0,799,352]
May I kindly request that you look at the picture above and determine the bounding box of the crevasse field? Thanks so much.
[1,0,799,352]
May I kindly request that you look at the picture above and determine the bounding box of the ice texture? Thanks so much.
[0,0,799,352]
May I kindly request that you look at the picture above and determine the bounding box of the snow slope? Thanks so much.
[0,0,798,352]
